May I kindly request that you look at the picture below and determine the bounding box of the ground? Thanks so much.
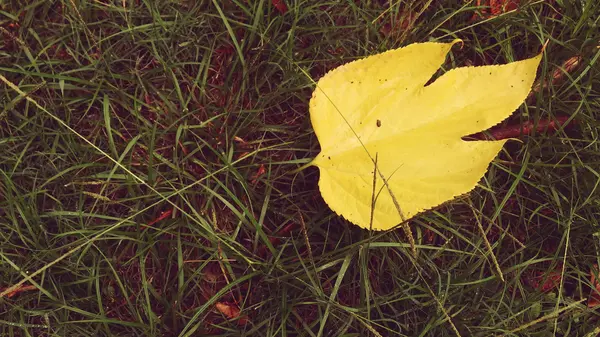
[1,0,600,336]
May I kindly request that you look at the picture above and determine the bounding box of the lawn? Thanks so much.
[1,0,600,336]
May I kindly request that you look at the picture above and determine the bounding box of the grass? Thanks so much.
[1,0,600,335]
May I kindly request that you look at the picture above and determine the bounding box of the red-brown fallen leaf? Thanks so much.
[472,0,521,20]
[147,208,173,226]
[588,264,600,307]
[0,284,37,298]
[144,93,153,105]
[214,45,234,57]
[379,11,415,37]
[215,302,249,325]
[489,0,520,15]
[250,164,266,184]
[328,47,345,56]
[469,116,571,140]
[422,228,436,244]
[527,266,562,293]
[272,0,288,14]
[539,272,561,293]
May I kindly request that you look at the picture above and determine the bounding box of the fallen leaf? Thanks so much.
[308,40,542,230]
[472,0,521,20]
[527,267,562,293]
[379,10,415,38]
[250,164,266,184]
[272,0,287,14]
[215,302,249,325]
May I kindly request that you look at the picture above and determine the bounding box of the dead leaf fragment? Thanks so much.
[0,284,37,298]
[250,164,266,184]
[215,302,249,325]
[272,0,287,14]
[472,0,521,20]
[588,264,600,308]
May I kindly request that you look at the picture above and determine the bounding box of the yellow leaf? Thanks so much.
[309,40,542,230]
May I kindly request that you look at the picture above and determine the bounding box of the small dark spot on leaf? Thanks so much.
[377,120,382,127]
[489,72,492,75]
[328,156,331,160]
[511,85,513,88]
[350,81,354,84]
